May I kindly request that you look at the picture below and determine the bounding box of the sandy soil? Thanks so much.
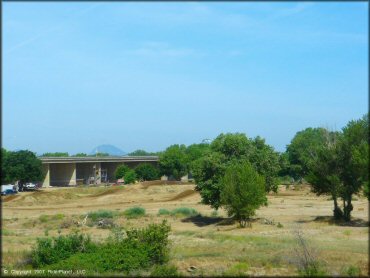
[2,182,369,276]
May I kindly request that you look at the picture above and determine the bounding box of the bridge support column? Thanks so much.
[42,164,50,187]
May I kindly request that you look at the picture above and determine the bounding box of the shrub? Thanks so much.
[135,163,160,181]
[31,233,96,267]
[170,207,198,217]
[221,161,267,227]
[277,222,284,228]
[88,210,114,221]
[342,265,361,276]
[115,165,130,180]
[151,265,180,277]
[32,221,171,275]
[39,215,49,223]
[124,207,146,218]
[124,170,137,184]
[126,220,171,264]
[158,208,171,216]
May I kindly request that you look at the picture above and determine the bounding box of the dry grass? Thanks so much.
[1,182,368,276]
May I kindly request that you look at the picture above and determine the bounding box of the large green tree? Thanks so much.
[128,149,156,156]
[114,165,130,180]
[159,145,188,180]
[306,130,344,219]
[221,161,267,227]
[338,114,368,221]
[286,127,327,181]
[193,133,280,209]
[2,150,45,184]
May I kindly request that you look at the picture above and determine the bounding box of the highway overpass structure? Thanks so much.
[40,156,159,187]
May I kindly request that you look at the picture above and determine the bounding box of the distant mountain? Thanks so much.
[89,145,126,156]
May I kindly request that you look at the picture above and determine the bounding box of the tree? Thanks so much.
[115,165,130,180]
[338,114,368,221]
[41,152,69,157]
[72,153,87,157]
[2,150,45,185]
[185,143,211,170]
[135,163,160,181]
[193,133,280,209]
[221,161,267,227]
[249,136,280,192]
[306,130,344,219]
[192,152,226,209]
[286,128,327,181]
[128,150,155,156]
[1,148,9,184]
[124,170,137,184]
[159,145,188,180]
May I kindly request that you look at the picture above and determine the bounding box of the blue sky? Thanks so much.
[3,2,368,155]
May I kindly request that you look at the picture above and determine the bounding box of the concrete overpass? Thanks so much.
[40,156,159,187]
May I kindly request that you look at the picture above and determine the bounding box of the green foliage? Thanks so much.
[41,152,69,157]
[31,233,96,267]
[342,265,361,276]
[2,149,44,184]
[114,164,130,179]
[286,127,328,181]
[170,207,198,217]
[125,220,171,264]
[94,152,110,157]
[305,130,344,219]
[277,222,284,228]
[135,163,160,181]
[159,144,188,180]
[88,210,114,221]
[224,262,250,276]
[72,153,87,157]
[32,221,171,275]
[158,208,171,216]
[124,169,137,184]
[193,133,280,210]
[128,149,156,156]
[151,265,180,277]
[185,143,211,172]
[221,161,267,227]
[124,207,146,218]
[339,114,369,221]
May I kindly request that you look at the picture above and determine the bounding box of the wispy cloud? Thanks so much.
[5,3,102,54]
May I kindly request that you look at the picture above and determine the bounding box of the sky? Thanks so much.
[3,2,368,155]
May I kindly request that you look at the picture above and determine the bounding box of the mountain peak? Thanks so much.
[90,144,126,156]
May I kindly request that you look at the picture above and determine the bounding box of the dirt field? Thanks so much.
[2,182,369,276]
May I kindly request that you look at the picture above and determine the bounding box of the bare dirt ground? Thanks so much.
[2,182,368,276]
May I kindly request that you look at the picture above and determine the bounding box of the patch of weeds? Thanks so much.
[277,222,284,228]
[151,265,180,277]
[224,262,249,276]
[211,210,218,217]
[124,207,146,218]
[171,207,198,217]
[158,208,171,216]
[3,229,15,236]
[88,210,114,221]
[343,230,351,238]
[39,215,49,223]
[341,265,361,276]
[173,230,196,237]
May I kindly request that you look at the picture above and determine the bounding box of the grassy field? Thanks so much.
[2,182,368,276]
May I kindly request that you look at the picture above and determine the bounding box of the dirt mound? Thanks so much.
[2,195,20,202]
[167,189,197,201]
[88,187,123,198]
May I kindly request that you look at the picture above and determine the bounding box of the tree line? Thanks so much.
[2,114,368,222]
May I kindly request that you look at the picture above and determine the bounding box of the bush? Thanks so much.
[124,170,137,184]
[32,221,171,275]
[126,220,171,264]
[135,163,160,181]
[88,210,114,222]
[158,208,171,216]
[115,165,130,180]
[342,265,361,276]
[31,233,96,267]
[277,222,284,228]
[39,215,49,223]
[221,161,267,227]
[170,207,199,217]
[124,207,146,218]
[151,265,180,277]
